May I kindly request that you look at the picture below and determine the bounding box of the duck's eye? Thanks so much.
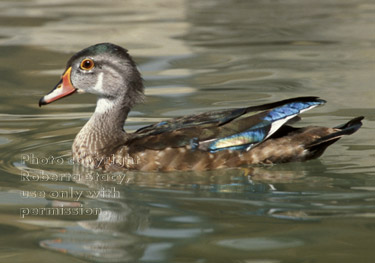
[80,59,94,70]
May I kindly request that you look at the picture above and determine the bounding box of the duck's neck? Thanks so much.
[73,97,130,159]
[92,97,130,132]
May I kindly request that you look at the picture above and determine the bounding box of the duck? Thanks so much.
[39,43,363,172]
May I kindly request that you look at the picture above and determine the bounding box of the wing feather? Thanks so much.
[127,97,325,152]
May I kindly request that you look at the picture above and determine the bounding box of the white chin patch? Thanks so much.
[95,97,115,114]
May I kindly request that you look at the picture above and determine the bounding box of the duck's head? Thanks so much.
[39,43,144,108]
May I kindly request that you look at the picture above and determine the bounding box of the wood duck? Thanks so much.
[39,43,363,172]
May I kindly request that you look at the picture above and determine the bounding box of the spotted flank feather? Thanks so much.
[123,96,362,171]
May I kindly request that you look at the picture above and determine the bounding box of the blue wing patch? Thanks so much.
[198,100,324,152]
[207,127,267,152]
[264,101,323,122]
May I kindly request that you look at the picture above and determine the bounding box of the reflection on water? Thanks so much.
[0,0,375,262]
[9,160,375,262]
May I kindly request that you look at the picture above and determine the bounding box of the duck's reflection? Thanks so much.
[37,164,310,262]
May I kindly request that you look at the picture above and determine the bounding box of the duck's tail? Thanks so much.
[305,116,364,158]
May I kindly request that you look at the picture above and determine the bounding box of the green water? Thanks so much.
[0,0,374,262]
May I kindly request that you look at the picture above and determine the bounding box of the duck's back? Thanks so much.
[105,97,363,172]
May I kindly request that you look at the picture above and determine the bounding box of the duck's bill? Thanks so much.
[39,67,76,107]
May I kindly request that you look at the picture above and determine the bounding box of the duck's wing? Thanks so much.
[128,97,325,151]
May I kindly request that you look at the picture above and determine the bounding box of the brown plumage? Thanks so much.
[39,43,364,172]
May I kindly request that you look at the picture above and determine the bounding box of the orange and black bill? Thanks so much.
[39,67,76,107]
